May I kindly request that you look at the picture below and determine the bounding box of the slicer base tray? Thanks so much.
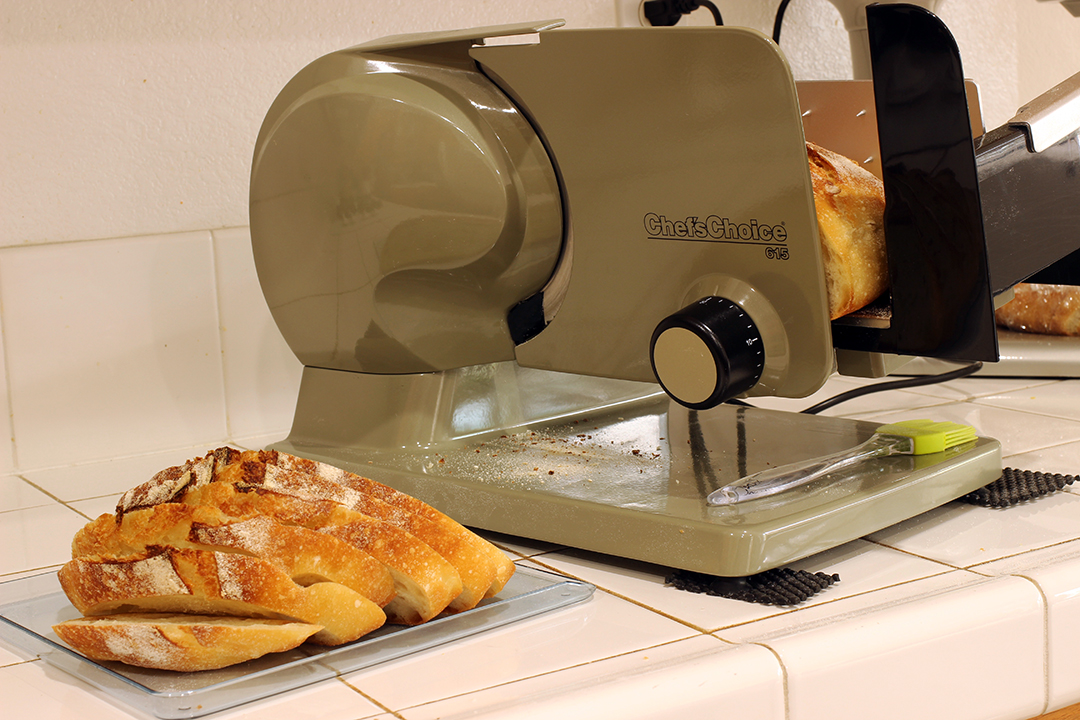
[272,382,1000,577]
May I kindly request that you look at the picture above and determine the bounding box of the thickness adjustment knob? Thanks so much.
[650,296,764,409]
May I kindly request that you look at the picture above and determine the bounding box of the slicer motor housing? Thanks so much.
[251,22,838,411]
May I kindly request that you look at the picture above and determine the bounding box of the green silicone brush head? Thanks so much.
[874,419,978,454]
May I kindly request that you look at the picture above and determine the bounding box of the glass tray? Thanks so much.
[0,565,593,719]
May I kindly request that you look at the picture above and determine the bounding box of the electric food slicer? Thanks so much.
[249,4,1080,577]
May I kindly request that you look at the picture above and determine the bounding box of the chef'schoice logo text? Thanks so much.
[644,213,788,244]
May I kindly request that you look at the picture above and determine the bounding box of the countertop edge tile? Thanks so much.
[395,636,784,720]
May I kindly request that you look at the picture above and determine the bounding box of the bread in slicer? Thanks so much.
[806,141,889,320]
[52,614,322,672]
[58,547,385,646]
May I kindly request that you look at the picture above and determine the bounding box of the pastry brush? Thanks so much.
[706,419,978,506]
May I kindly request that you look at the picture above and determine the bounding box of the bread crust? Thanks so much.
[266,451,517,602]
[995,282,1080,336]
[52,614,321,672]
[58,547,385,646]
[180,482,463,624]
[72,503,395,608]
[220,453,508,611]
[807,141,889,319]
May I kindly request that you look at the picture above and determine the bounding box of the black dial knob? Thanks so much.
[650,296,764,409]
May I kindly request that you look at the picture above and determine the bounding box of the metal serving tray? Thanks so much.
[0,565,593,719]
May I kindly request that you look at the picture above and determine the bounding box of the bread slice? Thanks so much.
[807,141,888,320]
[182,482,462,625]
[221,452,514,609]
[58,548,385,645]
[266,451,516,600]
[116,447,241,520]
[71,503,395,608]
[319,519,461,625]
[52,613,321,671]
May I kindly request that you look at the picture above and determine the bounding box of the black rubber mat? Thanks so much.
[666,567,840,606]
[959,467,1077,508]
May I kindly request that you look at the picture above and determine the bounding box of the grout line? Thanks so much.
[7,439,234,476]
[0,226,246,252]
[751,642,790,720]
[11,476,97,521]
[207,229,234,441]
[522,553,711,635]
[335,676,406,719]
[0,270,20,472]
[998,574,1052,718]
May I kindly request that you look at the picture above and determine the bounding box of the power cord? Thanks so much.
[642,0,723,26]
[641,0,792,41]
[726,361,985,415]
[772,0,793,43]
[799,362,984,414]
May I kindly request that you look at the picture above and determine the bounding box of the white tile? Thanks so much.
[20,443,230,504]
[868,491,1080,567]
[212,227,303,440]
[0,235,228,470]
[67,495,123,522]
[398,636,784,720]
[0,566,64,583]
[479,531,564,560]
[530,540,953,633]
[345,562,696,710]
[1001,438,1080,481]
[859,401,1080,457]
[0,475,54,513]
[0,641,31,667]
[976,381,1080,422]
[723,572,1045,720]
[0,503,90,575]
[975,539,1080,712]
[0,660,145,720]
[208,677,383,720]
[905,375,1059,402]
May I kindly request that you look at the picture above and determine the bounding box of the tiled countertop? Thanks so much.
[3,371,1080,720]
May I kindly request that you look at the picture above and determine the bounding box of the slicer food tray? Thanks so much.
[0,566,592,719]
[275,389,1002,578]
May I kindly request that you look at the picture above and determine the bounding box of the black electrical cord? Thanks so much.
[799,361,984,415]
[772,0,793,43]
[698,0,723,25]
[642,0,723,27]
[725,361,985,415]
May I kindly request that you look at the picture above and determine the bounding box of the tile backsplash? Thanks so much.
[0,228,300,472]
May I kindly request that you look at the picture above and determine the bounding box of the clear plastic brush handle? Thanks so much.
[706,433,914,506]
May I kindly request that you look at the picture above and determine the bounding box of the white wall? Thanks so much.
[1,1,1079,474]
